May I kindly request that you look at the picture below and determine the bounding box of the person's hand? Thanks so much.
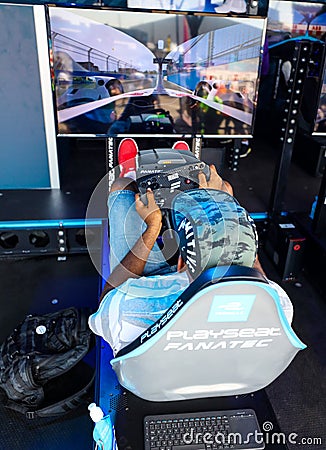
[198,164,233,195]
[135,189,162,230]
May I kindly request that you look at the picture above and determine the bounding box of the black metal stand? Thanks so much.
[268,39,326,218]
[105,136,119,189]
[191,135,203,160]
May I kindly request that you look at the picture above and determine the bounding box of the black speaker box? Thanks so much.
[265,219,306,281]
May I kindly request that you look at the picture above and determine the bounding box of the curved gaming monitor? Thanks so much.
[47,7,267,138]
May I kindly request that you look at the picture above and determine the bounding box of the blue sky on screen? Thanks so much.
[49,8,157,72]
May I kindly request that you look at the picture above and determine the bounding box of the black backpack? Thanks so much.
[0,307,95,419]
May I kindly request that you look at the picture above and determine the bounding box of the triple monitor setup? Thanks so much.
[46,1,324,449]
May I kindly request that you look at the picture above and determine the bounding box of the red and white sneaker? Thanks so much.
[172,141,190,151]
[118,138,139,180]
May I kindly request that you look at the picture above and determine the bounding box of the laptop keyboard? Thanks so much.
[144,409,265,450]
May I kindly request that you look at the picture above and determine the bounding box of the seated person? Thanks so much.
[193,80,224,134]
[89,139,293,355]
[108,79,159,135]
[174,96,195,134]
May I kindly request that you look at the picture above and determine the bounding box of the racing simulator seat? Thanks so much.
[94,147,306,449]
[111,264,305,403]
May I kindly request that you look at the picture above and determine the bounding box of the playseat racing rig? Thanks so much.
[111,264,306,402]
[92,148,306,448]
[109,148,306,402]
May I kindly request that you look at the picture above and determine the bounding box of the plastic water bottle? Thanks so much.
[88,403,118,449]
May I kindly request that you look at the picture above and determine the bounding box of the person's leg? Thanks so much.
[108,177,173,276]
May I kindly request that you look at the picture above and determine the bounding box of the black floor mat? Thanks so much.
[259,250,326,450]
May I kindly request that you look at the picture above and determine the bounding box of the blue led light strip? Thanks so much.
[0,219,102,229]
[250,212,268,220]
[0,214,269,230]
